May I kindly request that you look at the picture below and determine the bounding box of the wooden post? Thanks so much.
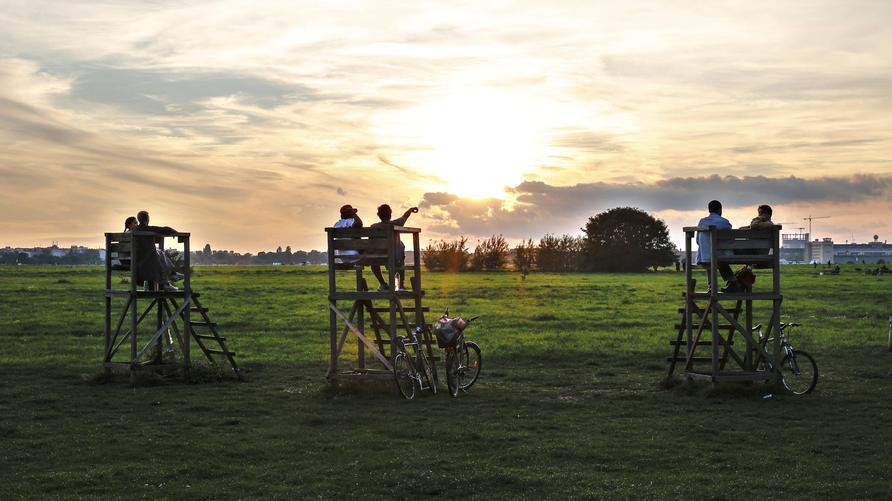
[104,234,112,376]
[388,229,398,361]
[356,267,365,370]
[129,234,138,385]
[154,238,165,364]
[412,231,426,354]
[709,227,720,381]
[327,231,338,378]
[684,230,693,358]
[182,234,191,374]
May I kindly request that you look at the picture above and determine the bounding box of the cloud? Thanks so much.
[2,3,892,250]
[421,174,892,238]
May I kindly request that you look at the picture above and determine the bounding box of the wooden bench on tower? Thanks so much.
[103,231,241,383]
[324,224,437,384]
[667,225,785,384]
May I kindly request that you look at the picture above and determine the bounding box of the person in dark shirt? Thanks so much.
[370,204,418,291]
[133,210,182,290]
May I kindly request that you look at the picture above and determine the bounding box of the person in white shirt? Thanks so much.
[696,200,741,292]
[333,204,363,264]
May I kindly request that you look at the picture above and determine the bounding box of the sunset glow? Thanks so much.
[1,1,891,251]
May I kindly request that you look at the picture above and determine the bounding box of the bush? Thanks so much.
[537,234,582,272]
[422,237,470,271]
[470,235,510,271]
[513,239,536,278]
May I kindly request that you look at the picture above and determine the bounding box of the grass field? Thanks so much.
[1,265,890,499]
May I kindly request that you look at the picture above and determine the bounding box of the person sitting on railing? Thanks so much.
[742,204,774,230]
[133,210,183,291]
[333,204,363,264]
[735,204,776,277]
[696,200,742,293]
[370,204,418,292]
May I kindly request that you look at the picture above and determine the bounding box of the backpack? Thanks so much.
[735,266,756,288]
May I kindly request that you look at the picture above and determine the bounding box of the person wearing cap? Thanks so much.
[333,204,363,264]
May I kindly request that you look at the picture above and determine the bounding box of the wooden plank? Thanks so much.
[329,302,392,371]
[194,334,225,341]
[715,229,777,239]
[714,240,773,250]
[105,290,189,298]
[335,302,360,360]
[674,323,733,330]
[330,290,425,301]
[390,226,420,233]
[667,357,712,363]
[182,234,192,371]
[330,239,391,251]
[715,255,775,264]
[328,372,394,381]
[371,307,429,313]
[714,302,779,379]
[670,340,723,346]
[135,297,190,360]
[325,227,388,238]
[689,292,782,300]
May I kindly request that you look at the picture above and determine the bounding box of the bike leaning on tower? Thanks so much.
[434,308,482,398]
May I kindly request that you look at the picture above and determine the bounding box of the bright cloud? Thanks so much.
[0,1,891,250]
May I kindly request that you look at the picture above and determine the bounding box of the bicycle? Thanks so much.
[754,322,818,395]
[392,326,437,399]
[434,308,482,398]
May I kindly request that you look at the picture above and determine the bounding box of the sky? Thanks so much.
[1,0,891,252]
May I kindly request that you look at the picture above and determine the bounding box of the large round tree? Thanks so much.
[582,207,677,272]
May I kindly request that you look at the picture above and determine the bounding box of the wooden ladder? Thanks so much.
[168,294,242,380]
[667,296,742,379]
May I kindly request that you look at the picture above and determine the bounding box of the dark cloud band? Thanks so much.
[421,174,892,237]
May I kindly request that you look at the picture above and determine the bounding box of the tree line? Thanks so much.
[189,244,326,265]
[422,207,678,273]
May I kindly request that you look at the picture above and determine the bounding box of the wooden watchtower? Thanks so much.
[103,231,241,383]
[325,225,437,383]
[667,226,784,383]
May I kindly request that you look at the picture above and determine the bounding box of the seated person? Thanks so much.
[332,204,363,264]
[370,204,418,291]
[743,204,774,230]
[133,210,183,291]
[696,200,741,293]
[736,204,775,269]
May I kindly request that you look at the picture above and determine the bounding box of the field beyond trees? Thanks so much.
[1,265,890,498]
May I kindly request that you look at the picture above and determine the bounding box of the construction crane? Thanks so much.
[803,215,830,237]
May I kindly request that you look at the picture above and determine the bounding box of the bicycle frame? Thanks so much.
[395,329,434,391]
[756,323,800,374]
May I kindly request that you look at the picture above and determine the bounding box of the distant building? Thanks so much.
[834,235,892,264]
[782,233,892,264]
[781,231,810,263]
[811,238,834,264]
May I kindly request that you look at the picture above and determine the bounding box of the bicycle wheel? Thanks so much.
[445,350,461,398]
[392,353,415,400]
[458,342,482,391]
[780,349,818,395]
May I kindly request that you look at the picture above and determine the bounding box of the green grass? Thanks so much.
[1,265,890,499]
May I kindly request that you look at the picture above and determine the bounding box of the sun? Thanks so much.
[414,89,548,199]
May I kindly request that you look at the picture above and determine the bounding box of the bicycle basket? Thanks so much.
[434,319,461,348]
